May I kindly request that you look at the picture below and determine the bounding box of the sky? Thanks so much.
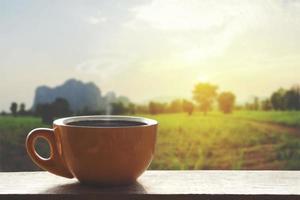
[0,0,300,111]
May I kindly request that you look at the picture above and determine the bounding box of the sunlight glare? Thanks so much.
[134,0,227,31]
[197,75,209,83]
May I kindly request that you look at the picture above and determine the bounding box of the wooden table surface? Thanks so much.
[0,170,300,200]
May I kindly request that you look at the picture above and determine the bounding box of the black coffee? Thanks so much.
[67,120,147,127]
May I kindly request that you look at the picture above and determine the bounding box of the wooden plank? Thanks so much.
[0,171,300,200]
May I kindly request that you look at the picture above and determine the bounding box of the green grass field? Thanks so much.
[1,111,300,171]
[231,111,300,127]
[144,111,300,170]
[0,116,49,171]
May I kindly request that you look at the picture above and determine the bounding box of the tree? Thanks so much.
[193,83,218,115]
[135,105,149,114]
[128,103,136,114]
[35,98,72,124]
[269,85,300,111]
[261,99,272,111]
[0,111,7,116]
[182,99,194,115]
[217,92,236,114]
[253,97,260,111]
[168,99,182,113]
[35,103,53,124]
[244,102,253,110]
[271,88,286,110]
[283,85,300,110]
[149,102,156,115]
[19,103,26,115]
[111,102,127,115]
[148,101,166,115]
[10,102,18,117]
[52,98,72,117]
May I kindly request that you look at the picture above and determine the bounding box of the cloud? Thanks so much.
[87,16,107,24]
[76,1,300,102]
[86,10,107,25]
[76,57,122,74]
[128,0,266,30]
[75,50,137,81]
[124,0,300,64]
[124,0,262,63]
[130,0,233,31]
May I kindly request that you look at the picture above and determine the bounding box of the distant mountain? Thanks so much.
[32,79,130,112]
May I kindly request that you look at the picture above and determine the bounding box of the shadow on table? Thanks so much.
[44,180,147,194]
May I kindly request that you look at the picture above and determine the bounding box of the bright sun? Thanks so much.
[197,75,209,83]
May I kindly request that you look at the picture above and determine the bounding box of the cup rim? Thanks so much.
[53,115,158,129]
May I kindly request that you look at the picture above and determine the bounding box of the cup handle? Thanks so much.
[26,128,73,178]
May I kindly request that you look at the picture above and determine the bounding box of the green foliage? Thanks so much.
[35,98,72,124]
[10,102,18,117]
[19,103,26,115]
[1,111,300,171]
[110,102,135,114]
[110,102,127,114]
[145,113,267,169]
[148,101,167,115]
[245,97,260,111]
[193,83,218,115]
[261,99,272,111]
[231,111,300,127]
[168,99,183,113]
[135,105,149,114]
[182,99,194,115]
[0,116,49,171]
[284,86,300,110]
[218,92,235,114]
[271,88,286,110]
[143,111,300,170]
[276,135,300,169]
[270,85,300,110]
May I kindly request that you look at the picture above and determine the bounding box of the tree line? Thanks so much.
[1,102,33,117]
[137,83,300,114]
[2,83,300,121]
[137,83,235,115]
[243,85,300,111]
[4,98,136,124]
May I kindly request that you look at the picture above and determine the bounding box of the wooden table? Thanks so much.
[0,171,299,199]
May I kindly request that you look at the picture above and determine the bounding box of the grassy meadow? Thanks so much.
[1,111,300,171]
[146,111,300,170]
[0,116,50,171]
[231,111,300,127]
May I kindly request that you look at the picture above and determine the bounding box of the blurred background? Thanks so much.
[1,0,300,171]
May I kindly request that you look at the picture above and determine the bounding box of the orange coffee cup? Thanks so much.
[26,116,157,185]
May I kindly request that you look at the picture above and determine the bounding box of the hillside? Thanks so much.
[32,79,130,112]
